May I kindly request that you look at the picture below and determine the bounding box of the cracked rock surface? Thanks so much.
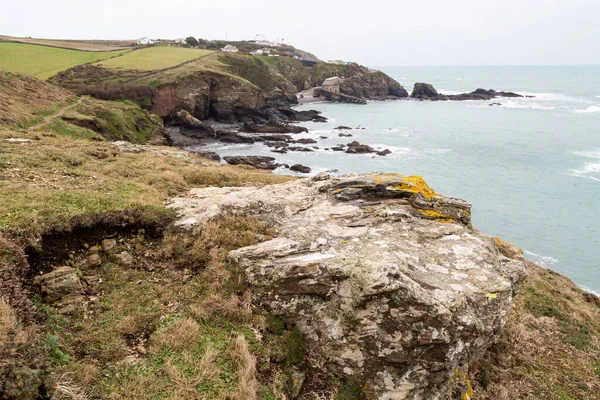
[168,172,527,399]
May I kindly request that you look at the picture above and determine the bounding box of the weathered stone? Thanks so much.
[112,252,134,266]
[87,253,102,267]
[168,173,527,399]
[101,239,117,253]
[33,267,83,303]
[291,369,307,398]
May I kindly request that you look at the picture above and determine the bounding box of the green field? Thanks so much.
[0,42,126,80]
[96,46,214,71]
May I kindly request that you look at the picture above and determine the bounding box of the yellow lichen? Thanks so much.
[417,209,455,223]
[385,175,441,199]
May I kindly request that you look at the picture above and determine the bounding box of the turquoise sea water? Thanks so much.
[202,66,600,293]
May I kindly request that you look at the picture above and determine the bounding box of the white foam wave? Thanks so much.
[517,92,573,101]
[437,89,465,95]
[471,101,557,110]
[596,95,600,98]
[573,149,600,159]
[573,105,600,114]
[524,250,559,267]
[581,286,600,297]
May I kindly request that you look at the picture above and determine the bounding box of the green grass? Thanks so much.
[0,42,125,80]
[97,47,214,71]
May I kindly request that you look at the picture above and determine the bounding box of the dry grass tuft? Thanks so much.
[233,335,258,400]
[151,318,200,353]
[164,348,221,399]
[52,373,90,400]
[0,298,18,347]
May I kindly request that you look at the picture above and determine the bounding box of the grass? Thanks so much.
[470,263,600,399]
[0,42,125,80]
[97,47,214,71]
[0,128,292,243]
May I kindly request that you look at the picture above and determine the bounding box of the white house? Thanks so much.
[137,37,154,45]
[173,38,186,45]
[221,45,239,53]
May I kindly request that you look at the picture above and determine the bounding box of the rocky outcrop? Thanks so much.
[290,164,312,174]
[411,83,440,99]
[411,83,527,101]
[169,110,215,137]
[168,173,527,399]
[223,156,282,170]
[240,121,308,134]
[33,267,84,315]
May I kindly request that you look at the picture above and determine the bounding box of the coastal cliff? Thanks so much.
[49,50,408,123]
[1,47,600,400]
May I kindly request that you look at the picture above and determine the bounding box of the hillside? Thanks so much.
[0,42,126,80]
[0,35,136,51]
[0,72,163,143]
[48,46,407,123]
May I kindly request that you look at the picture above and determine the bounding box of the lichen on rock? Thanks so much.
[168,172,527,399]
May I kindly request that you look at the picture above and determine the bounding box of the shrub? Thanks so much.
[186,36,199,47]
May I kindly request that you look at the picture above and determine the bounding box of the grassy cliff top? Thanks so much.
[0,42,126,80]
[96,47,214,71]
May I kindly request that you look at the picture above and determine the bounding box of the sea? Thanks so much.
[198,66,600,294]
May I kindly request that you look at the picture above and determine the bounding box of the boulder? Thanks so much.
[376,149,392,156]
[335,126,352,130]
[338,133,353,137]
[223,156,281,170]
[170,110,215,137]
[346,141,375,154]
[289,164,311,174]
[293,138,317,145]
[33,267,83,303]
[287,146,314,152]
[189,150,221,162]
[168,173,527,399]
[411,83,443,100]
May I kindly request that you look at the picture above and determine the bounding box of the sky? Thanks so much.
[2,0,600,66]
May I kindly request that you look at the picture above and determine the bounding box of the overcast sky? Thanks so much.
[2,0,599,66]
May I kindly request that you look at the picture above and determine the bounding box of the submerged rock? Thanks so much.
[168,173,527,399]
[345,141,375,154]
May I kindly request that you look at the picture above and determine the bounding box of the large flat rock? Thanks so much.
[168,172,527,399]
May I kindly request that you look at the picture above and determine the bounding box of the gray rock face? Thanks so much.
[168,173,527,399]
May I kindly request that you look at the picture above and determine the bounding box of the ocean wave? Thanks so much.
[524,250,558,267]
[471,101,557,110]
[573,149,600,159]
[572,105,600,114]
[517,92,573,101]
[581,286,600,297]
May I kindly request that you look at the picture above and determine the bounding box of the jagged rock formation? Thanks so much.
[168,173,527,399]
[411,83,527,101]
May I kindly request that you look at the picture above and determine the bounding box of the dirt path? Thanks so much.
[29,97,84,131]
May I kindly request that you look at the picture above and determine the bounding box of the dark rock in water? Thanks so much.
[346,141,375,154]
[287,109,328,123]
[411,83,441,99]
[319,136,329,140]
[254,134,293,142]
[411,83,527,101]
[223,156,281,170]
[335,126,352,130]
[331,146,346,152]
[264,141,289,148]
[488,102,502,106]
[376,149,392,156]
[240,121,308,134]
[294,138,317,144]
[290,164,311,173]
[338,133,353,137]
[189,150,221,161]
[216,131,255,143]
[287,146,314,152]
[271,149,288,154]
